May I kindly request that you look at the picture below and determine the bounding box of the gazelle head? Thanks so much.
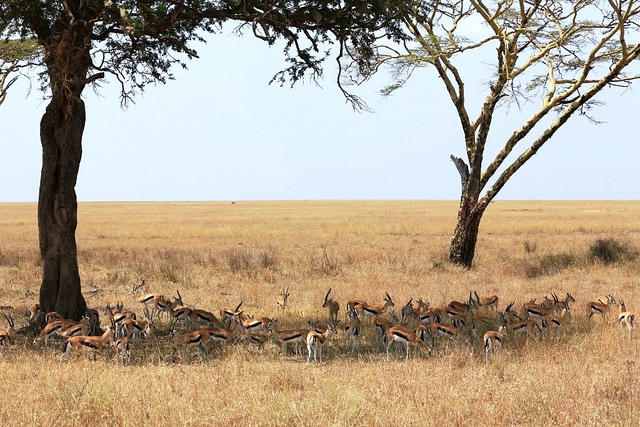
[276,287,290,312]
[322,288,334,308]
[384,292,395,308]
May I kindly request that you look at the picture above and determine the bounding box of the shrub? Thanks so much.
[589,238,633,264]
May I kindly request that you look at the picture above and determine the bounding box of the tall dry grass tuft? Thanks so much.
[0,201,639,425]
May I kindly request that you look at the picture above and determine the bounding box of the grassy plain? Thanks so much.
[0,200,639,425]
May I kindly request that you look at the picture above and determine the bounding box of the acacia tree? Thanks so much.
[0,0,413,320]
[342,0,640,267]
[0,39,38,105]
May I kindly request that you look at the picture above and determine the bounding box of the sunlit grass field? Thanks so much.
[0,200,639,425]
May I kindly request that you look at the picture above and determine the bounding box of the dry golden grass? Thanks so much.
[0,200,640,425]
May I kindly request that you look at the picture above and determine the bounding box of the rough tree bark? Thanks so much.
[448,155,488,267]
[36,16,95,320]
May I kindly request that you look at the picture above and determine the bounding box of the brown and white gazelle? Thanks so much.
[276,286,290,313]
[322,288,340,324]
[588,294,616,319]
[266,319,310,357]
[385,325,429,360]
[306,323,338,364]
[60,326,115,365]
[354,292,395,319]
[618,300,635,339]
[483,326,506,364]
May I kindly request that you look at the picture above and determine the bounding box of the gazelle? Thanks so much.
[203,312,244,347]
[474,291,499,311]
[139,290,183,319]
[354,292,394,319]
[0,314,16,349]
[113,337,133,366]
[618,300,635,339]
[154,291,184,319]
[541,300,571,334]
[119,309,154,341]
[483,326,506,364]
[105,302,137,336]
[501,303,541,338]
[276,286,290,313]
[322,288,340,324]
[60,326,115,365]
[374,311,399,350]
[171,328,211,360]
[28,303,41,322]
[344,308,361,353]
[588,294,616,319]
[188,308,225,330]
[220,301,243,328]
[385,325,430,360]
[33,318,90,346]
[306,322,338,364]
[266,319,310,357]
[240,314,272,333]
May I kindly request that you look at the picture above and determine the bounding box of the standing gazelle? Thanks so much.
[618,300,635,339]
[276,287,290,313]
[483,326,506,364]
[322,288,340,324]
[306,323,338,364]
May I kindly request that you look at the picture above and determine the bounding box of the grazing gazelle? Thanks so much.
[474,291,499,311]
[306,323,338,364]
[322,288,340,324]
[385,325,430,360]
[60,326,115,365]
[353,292,395,319]
[483,326,506,364]
[276,287,290,313]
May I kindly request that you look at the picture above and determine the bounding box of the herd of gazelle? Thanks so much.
[1,286,635,365]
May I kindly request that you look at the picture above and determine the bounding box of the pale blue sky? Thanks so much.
[1,30,639,202]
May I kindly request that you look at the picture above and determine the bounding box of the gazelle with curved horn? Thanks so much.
[220,301,243,328]
[322,288,340,324]
[474,291,499,311]
[306,322,338,364]
[276,287,290,313]
[266,319,310,357]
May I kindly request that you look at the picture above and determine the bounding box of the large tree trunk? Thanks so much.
[448,156,488,268]
[36,15,95,321]
[38,96,87,320]
[448,198,485,268]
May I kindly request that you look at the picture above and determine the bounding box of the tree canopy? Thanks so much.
[0,0,429,320]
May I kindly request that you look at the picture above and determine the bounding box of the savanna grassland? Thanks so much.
[1,200,640,426]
